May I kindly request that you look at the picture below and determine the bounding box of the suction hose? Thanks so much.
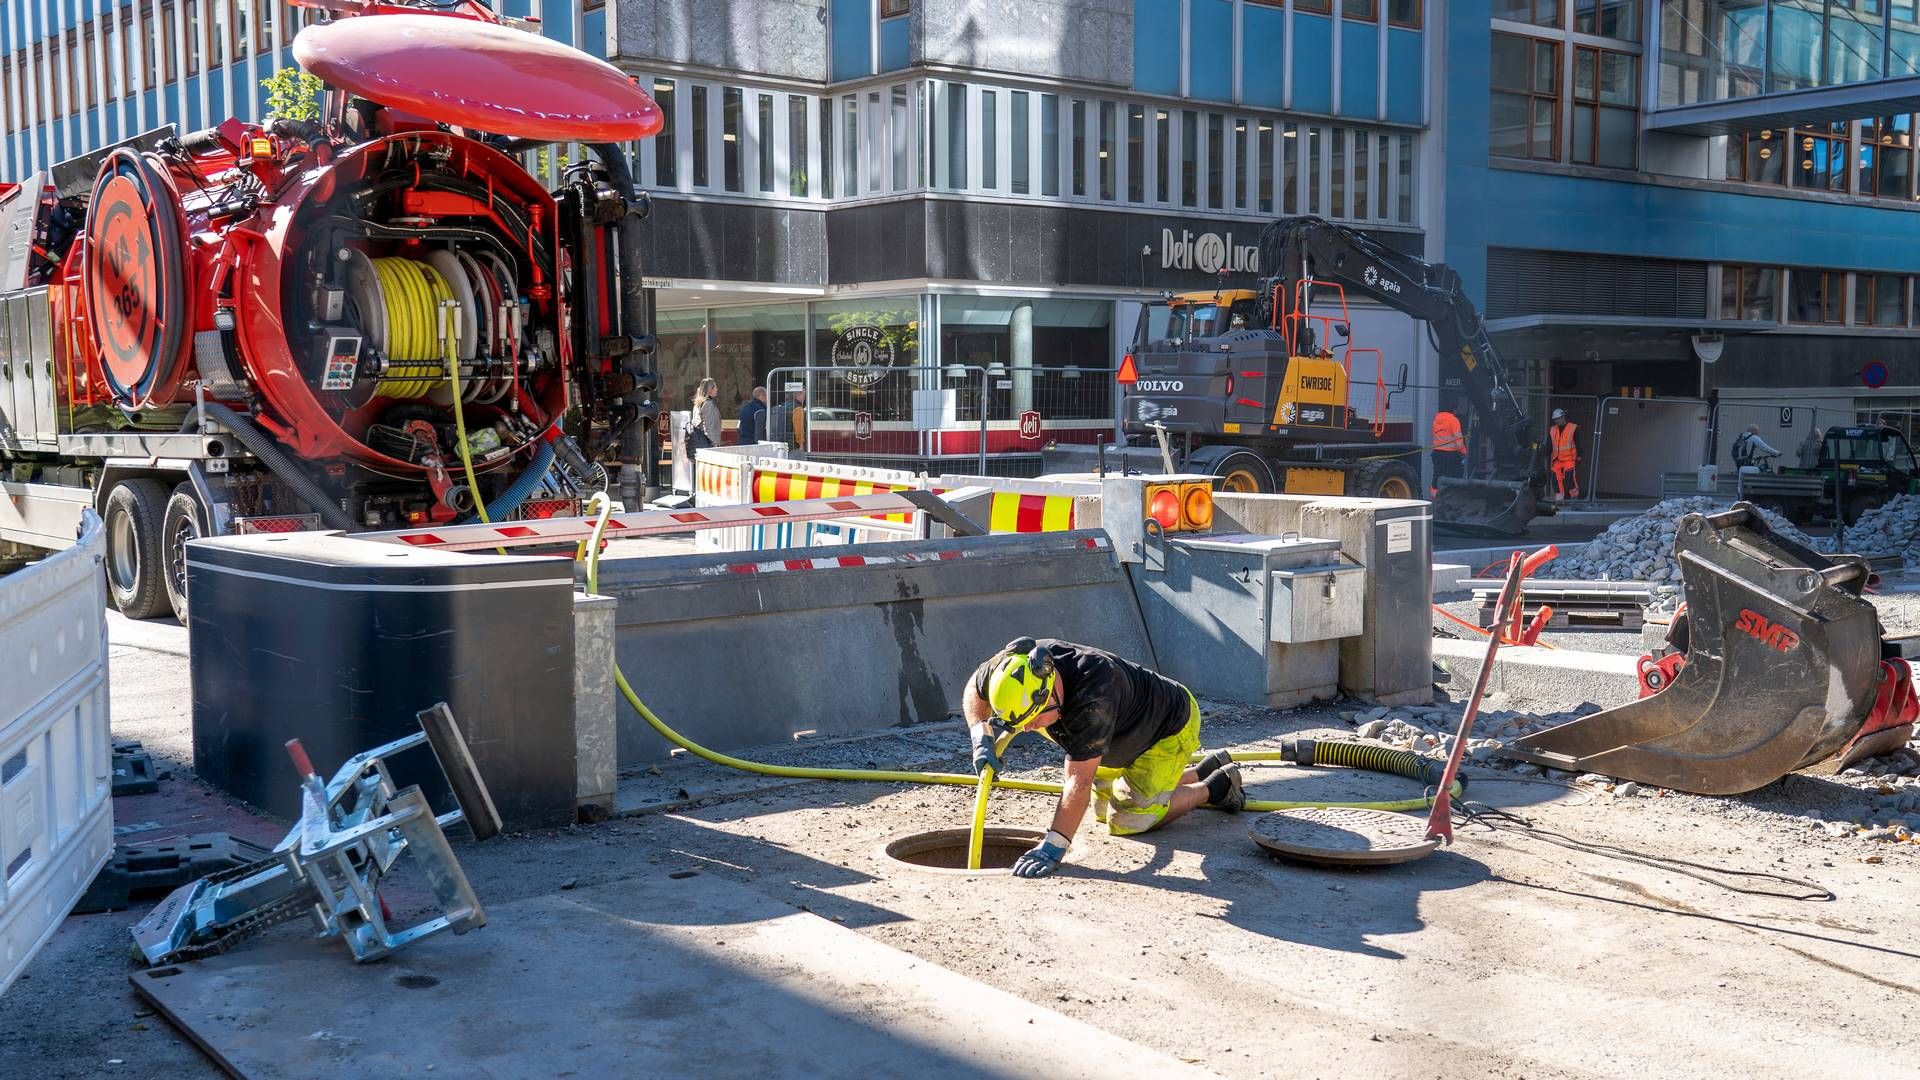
[580,494,1466,832]
[194,401,353,532]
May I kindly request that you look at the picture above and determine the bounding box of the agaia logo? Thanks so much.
[1363,264,1403,294]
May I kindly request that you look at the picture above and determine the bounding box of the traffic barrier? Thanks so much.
[0,511,113,995]
[593,530,1151,763]
[935,475,1098,535]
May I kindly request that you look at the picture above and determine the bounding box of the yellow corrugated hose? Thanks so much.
[570,492,1464,865]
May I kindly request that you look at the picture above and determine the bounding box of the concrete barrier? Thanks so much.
[1432,637,1640,707]
[594,530,1153,764]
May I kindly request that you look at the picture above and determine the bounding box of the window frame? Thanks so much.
[1291,0,1330,12]
[881,0,909,16]
[1570,43,1639,169]
[1387,0,1421,28]
[1789,268,1845,325]
[1857,273,1910,327]
[1342,0,1378,21]
[1492,0,1562,28]
[1491,32,1561,162]
[1721,264,1782,322]
[1860,116,1915,200]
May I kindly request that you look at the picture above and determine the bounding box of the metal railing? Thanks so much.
[766,364,992,474]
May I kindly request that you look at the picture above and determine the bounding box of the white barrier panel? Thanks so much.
[0,510,112,996]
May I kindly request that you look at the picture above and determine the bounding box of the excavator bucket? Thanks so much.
[1501,504,1883,795]
[1433,477,1539,538]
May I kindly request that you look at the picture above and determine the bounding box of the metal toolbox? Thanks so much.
[1269,562,1366,643]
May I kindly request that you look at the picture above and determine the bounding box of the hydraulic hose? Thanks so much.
[968,728,1017,870]
[581,495,1466,829]
[469,439,555,523]
[195,401,353,532]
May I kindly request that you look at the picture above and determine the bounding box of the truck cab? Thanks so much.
[1814,425,1920,519]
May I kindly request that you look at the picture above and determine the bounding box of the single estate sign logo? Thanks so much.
[831,325,895,387]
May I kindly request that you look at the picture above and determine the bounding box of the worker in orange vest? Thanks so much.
[1431,404,1467,484]
[1549,408,1581,500]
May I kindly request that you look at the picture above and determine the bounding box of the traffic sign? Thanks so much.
[1863,361,1889,389]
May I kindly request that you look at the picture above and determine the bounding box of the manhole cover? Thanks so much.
[1249,808,1440,867]
[879,827,1044,875]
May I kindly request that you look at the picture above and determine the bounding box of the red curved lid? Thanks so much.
[294,14,663,141]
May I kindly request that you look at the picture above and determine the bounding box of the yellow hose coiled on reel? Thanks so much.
[371,256,458,399]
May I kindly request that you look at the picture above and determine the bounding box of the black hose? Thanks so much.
[195,401,355,532]
[1280,738,1467,794]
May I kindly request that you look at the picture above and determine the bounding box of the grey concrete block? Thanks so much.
[1432,637,1640,707]
[1433,563,1470,594]
[574,592,619,819]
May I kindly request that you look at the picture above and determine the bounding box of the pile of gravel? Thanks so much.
[1538,497,1818,584]
[1830,494,1920,558]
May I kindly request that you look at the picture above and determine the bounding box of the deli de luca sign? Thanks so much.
[1160,228,1260,274]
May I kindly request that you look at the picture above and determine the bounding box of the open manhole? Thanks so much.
[880,827,1044,875]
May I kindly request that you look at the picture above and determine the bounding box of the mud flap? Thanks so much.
[1500,503,1883,795]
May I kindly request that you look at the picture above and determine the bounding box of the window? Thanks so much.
[1790,268,1844,324]
[187,0,201,77]
[1343,0,1376,19]
[1155,108,1169,203]
[1397,133,1415,222]
[1071,99,1086,196]
[757,93,775,193]
[1234,119,1248,209]
[1307,125,1323,212]
[648,81,676,187]
[1858,274,1908,326]
[1293,0,1330,11]
[1493,0,1560,25]
[945,84,965,189]
[1793,123,1849,192]
[1012,91,1031,194]
[1258,121,1274,212]
[1725,128,1786,185]
[1388,0,1422,27]
[1207,113,1223,208]
[1181,109,1198,206]
[1042,93,1060,196]
[1572,46,1638,168]
[982,90,1000,189]
[256,0,274,53]
[890,86,908,191]
[690,86,709,187]
[210,0,226,68]
[1378,133,1392,218]
[819,96,833,198]
[1127,104,1145,202]
[1861,116,1914,200]
[82,29,96,110]
[1331,127,1347,216]
[68,36,80,115]
[849,94,865,195]
[1353,131,1369,218]
[881,0,909,15]
[1720,265,1779,321]
[1491,33,1559,161]
[155,6,170,86]
[1283,123,1299,212]
[234,0,248,58]
[1575,0,1638,39]
[722,87,743,192]
[867,91,881,193]
[1098,101,1115,201]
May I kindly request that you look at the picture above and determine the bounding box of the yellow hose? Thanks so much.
[580,493,1462,824]
[966,729,1016,870]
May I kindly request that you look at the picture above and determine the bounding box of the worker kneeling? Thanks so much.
[964,638,1246,879]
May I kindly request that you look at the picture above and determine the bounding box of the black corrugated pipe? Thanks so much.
[193,401,355,532]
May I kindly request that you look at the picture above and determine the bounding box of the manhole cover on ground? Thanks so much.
[879,827,1044,875]
[1249,808,1440,867]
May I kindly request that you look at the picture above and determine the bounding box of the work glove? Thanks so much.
[971,727,1004,777]
[1011,832,1069,879]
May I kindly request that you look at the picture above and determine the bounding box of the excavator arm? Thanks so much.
[1255,216,1548,535]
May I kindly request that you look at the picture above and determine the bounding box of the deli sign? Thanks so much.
[1160,228,1260,274]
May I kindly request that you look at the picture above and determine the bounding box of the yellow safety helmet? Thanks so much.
[986,637,1057,729]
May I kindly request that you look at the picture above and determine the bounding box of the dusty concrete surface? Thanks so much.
[7,614,1920,1079]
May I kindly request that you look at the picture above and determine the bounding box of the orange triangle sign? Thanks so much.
[1117,354,1138,385]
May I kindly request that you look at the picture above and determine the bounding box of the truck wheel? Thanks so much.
[1209,451,1275,493]
[1351,459,1419,501]
[162,484,207,624]
[103,479,174,620]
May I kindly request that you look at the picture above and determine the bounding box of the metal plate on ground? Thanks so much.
[1250,807,1441,866]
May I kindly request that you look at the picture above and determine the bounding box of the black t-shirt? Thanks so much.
[971,640,1191,767]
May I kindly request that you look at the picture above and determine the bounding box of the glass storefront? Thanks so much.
[657,292,1116,448]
